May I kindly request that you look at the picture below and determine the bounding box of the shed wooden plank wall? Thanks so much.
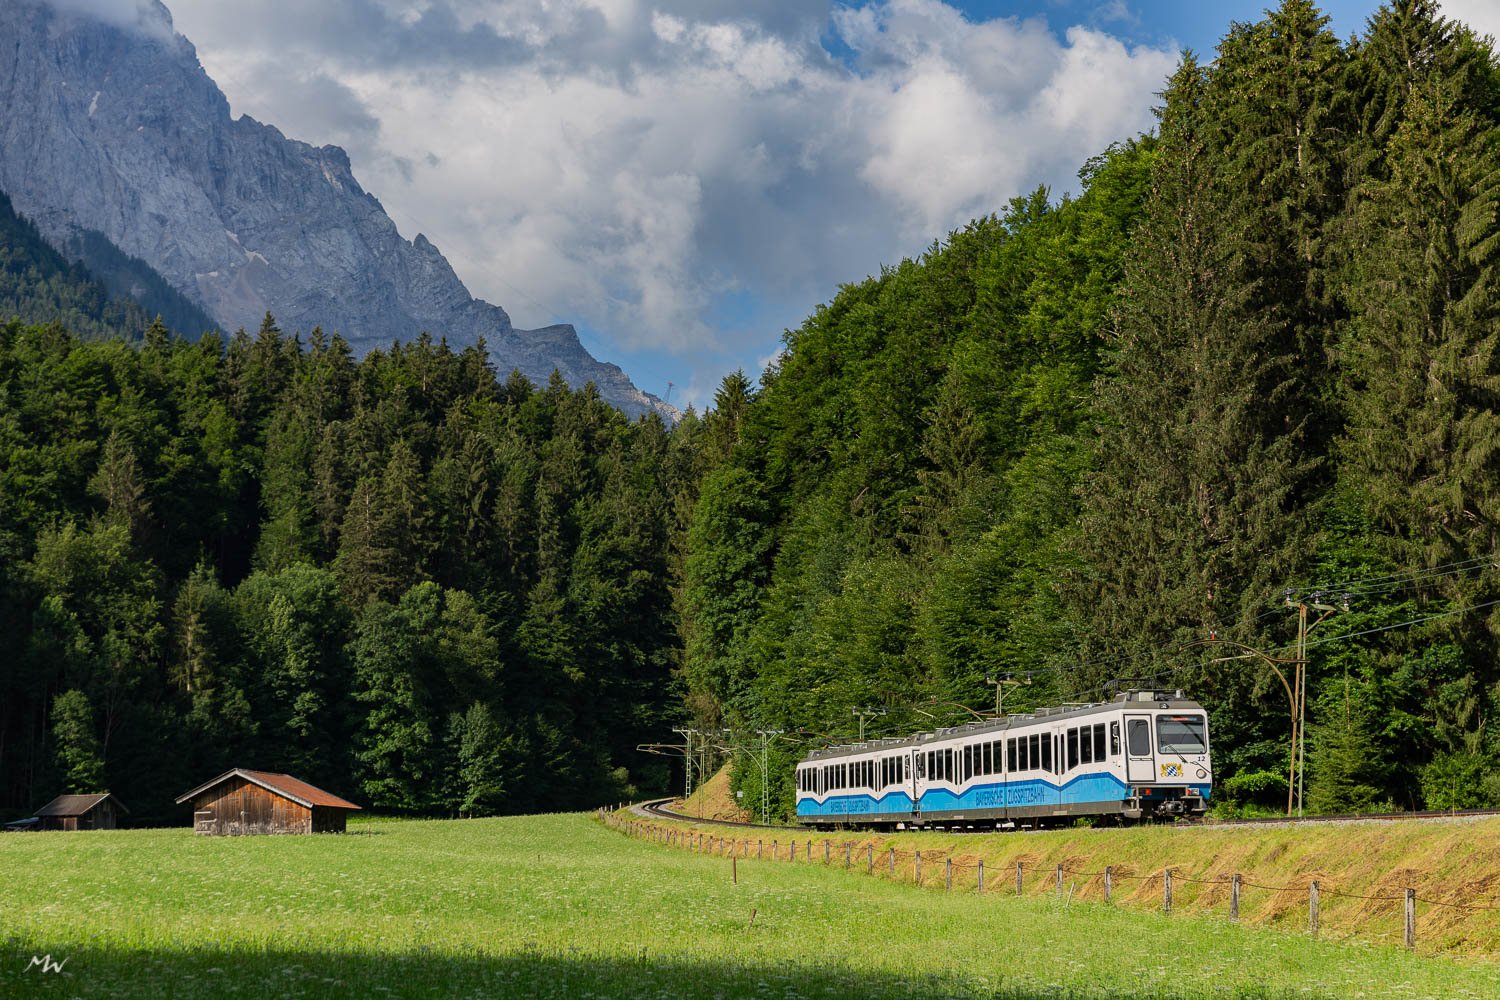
[190,777,312,835]
[39,801,118,831]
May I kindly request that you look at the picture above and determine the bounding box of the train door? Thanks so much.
[1055,727,1068,808]
[910,748,925,821]
[1124,714,1155,783]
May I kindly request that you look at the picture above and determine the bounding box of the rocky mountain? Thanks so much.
[0,0,674,421]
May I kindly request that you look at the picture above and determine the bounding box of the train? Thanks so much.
[794,689,1211,828]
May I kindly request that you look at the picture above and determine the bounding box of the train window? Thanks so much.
[1159,715,1207,753]
[964,745,973,781]
[981,741,991,775]
[1110,721,1121,757]
[1027,734,1039,772]
[1093,724,1107,762]
[1067,728,1079,770]
[1041,733,1053,773]
[1128,718,1150,756]
[1007,738,1017,772]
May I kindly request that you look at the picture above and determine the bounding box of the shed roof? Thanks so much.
[35,792,128,817]
[174,769,361,810]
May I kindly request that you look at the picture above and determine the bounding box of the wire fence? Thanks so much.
[600,809,1500,952]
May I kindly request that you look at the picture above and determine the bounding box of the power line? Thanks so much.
[1288,555,1496,599]
[1290,597,1500,652]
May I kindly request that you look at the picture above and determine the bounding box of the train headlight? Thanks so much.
[1196,768,1207,780]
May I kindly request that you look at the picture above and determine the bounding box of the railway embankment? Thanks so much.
[610,803,1500,959]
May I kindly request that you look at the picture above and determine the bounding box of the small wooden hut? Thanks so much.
[33,792,128,830]
[175,769,360,835]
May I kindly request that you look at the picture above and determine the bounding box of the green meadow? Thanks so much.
[2,814,1497,999]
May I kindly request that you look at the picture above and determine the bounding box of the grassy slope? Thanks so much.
[674,764,753,822]
[646,812,1500,958]
[0,813,1494,999]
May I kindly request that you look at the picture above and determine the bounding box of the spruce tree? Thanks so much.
[1341,16,1500,575]
[1078,52,1317,681]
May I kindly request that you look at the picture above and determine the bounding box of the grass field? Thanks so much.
[2,813,1498,999]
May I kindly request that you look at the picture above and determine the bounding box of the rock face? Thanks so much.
[0,0,674,421]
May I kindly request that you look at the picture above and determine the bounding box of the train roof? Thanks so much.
[800,690,1205,764]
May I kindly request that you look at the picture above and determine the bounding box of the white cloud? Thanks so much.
[153,1,1178,364]
[44,0,174,39]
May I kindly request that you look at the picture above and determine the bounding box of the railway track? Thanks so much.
[629,797,1500,832]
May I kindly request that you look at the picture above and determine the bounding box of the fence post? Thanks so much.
[1104,866,1113,903]
[978,860,985,893]
[915,850,922,885]
[1163,869,1173,915]
[790,840,796,862]
[1016,862,1024,896]
[758,839,763,859]
[772,839,777,859]
[889,847,896,875]
[825,840,830,864]
[946,858,953,892]
[1309,881,1320,938]
[1405,889,1416,951]
[845,843,852,869]
[1056,864,1064,900]
[1231,874,1241,921]
[867,844,874,874]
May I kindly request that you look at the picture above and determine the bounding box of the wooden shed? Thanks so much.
[33,792,128,830]
[175,769,360,835]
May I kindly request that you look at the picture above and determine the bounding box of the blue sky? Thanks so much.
[159,0,1483,412]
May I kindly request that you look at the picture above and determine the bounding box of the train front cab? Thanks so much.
[1120,707,1211,820]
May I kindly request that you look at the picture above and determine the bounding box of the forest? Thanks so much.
[4,0,1500,823]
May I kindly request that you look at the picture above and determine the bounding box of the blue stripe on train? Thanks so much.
[795,774,1211,817]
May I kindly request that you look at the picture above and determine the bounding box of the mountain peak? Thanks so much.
[2,0,674,421]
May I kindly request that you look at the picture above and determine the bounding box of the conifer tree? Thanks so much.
[1341,14,1500,575]
[1077,50,1317,677]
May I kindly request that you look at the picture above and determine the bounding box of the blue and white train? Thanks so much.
[795,690,1211,828]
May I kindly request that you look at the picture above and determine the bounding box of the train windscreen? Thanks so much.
[1157,715,1207,754]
